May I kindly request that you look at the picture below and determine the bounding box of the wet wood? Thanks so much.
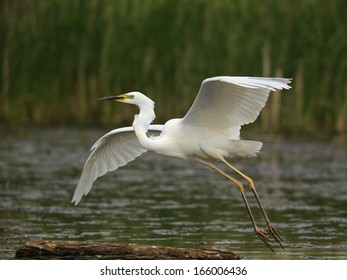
[15,240,240,260]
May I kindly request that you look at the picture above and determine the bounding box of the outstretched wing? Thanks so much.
[182,76,291,130]
[72,125,163,205]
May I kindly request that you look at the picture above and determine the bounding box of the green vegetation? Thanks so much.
[1,0,346,135]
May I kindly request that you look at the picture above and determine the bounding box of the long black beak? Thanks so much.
[99,95,124,101]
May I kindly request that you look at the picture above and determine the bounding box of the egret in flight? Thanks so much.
[72,76,291,251]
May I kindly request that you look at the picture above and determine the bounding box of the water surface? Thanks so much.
[0,128,346,259]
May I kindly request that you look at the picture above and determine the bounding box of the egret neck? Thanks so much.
[132,98,156,150]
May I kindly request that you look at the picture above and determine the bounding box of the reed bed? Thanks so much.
[1,0,346,135]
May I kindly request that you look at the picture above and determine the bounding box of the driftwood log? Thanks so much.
[15,240,240,260]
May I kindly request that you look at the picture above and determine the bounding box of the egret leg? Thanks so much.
[218,157,285,249]
[198,159,274,251]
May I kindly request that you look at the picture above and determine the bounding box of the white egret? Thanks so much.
[72,76,291,251]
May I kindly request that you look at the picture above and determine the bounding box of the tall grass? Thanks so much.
[1,0,346,135]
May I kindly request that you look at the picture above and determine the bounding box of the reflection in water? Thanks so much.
[0,129,346,259]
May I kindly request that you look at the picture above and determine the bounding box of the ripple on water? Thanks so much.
[0,130,346,259]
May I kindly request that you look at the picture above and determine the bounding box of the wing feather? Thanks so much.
[182,76,291,129]
[72,125,163,205]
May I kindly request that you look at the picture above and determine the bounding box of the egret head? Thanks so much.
[99,91,154,108]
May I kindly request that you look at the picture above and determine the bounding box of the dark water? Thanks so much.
[0,128,346,259]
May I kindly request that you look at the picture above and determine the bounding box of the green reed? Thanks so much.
[1,0,346,135]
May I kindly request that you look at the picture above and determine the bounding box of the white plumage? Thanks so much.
[183,76,291,128]
[72,125,163,205]
[72,76,291,251]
